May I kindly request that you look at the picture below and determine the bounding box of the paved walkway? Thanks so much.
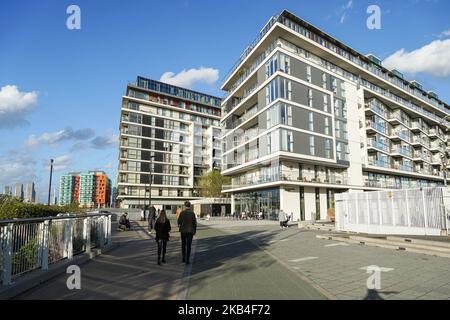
[15,218,450,300]
[15,220,188,300]
[14,219,325,300]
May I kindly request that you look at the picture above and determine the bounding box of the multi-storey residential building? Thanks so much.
[24,182,36,203]
[59,173,80,206]
[59,171,111,208]
[118,76,222,212]
[221,10,449,221]
[14,183,24,200]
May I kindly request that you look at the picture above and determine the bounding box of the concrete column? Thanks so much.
[83,217,91,254]
[280,187,300,221]
[65,219,74,260]
[98,217,105,248]
[107,215,112,245]
[41,220,50,270]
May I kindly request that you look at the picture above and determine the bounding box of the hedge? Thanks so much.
[0,195,87,220]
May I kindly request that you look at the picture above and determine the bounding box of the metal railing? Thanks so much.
[0,213,112,286]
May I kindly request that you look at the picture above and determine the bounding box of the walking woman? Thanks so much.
[154,209,171,265]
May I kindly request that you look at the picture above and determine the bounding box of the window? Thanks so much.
[325,139,332,158]
[332,78,337,94]
[280,104,292,126]
[323,94,329,112]
[281,130,294,152]
[308,89,313,107]
[308,112,314,131]
[279,54,290,74]
[335,120,341,138]
[322,73,327,89]
[267,130,280,154]
[306,65,312,83]
[309,136,315,156]
[324,117,330,135]
[266,54,278,79]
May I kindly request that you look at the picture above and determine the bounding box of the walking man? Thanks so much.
[148,205,157,234]
[178,201,197,264]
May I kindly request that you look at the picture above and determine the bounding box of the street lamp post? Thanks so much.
[47,159,54,206]
[149,155,154,209]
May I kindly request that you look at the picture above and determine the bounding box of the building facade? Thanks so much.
[59,171,111,208]
[221,10,449,221]
[24,182,36,203]
[3,186,12,196]
[118,77,222,211]
[14,183,24,200]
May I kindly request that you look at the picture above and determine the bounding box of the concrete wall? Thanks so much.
[280,187,300,220]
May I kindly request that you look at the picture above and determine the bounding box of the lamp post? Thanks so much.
[47,159,54,206]
[149,155,154,209]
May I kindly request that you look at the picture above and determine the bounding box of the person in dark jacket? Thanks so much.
[154,209,171,265]
[177,201,197,264]
[148,205,157,234]
[119,212,131,230]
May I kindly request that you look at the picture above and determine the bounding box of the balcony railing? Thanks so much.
[368,158,390,169]
[366,121,390,135]
[223,171,348,190]
[367,139,390,153]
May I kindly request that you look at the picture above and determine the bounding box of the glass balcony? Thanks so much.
[367,139,390,153]
[223,169,349,190]
[368,158,390,168]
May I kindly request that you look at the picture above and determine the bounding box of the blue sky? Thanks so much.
[1,0,449,202]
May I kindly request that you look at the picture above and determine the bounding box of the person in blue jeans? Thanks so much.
[177,201,197,264]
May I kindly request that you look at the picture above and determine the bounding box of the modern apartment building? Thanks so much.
[221,10,449,221]
[59,171,111,208]
[118,76,222,211]
[24,182,36,203]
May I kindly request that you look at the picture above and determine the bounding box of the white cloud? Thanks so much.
[26,127,95,147]
[160,67,219,89]
[383,39,450,77]
[44,155,71,172]
[0,152,38,187]
[90,134,119,149]
[441,29,450,37]
[0,85,38,128]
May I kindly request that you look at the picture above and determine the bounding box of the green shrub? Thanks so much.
[0,196,87,220]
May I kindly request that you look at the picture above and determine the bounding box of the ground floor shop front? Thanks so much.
[231,186,347,222]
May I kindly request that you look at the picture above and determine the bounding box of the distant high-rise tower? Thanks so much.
[25,182,36,203]
[14,183,24,200]
[3,186,12,196]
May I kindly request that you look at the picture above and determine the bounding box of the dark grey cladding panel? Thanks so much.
[291,82,308,106]
[292,131,333,159]
[292,107,309,129]
[291,58,307,82]
[311,68,323,88]
[293,130,310,155]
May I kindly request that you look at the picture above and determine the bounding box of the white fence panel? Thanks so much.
[336,187,449,236]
